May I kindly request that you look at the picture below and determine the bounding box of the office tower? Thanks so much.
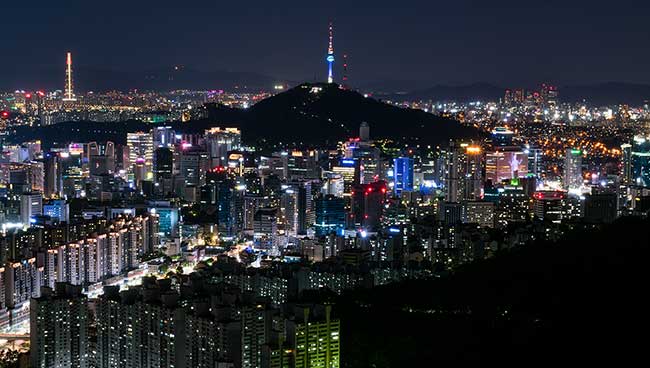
[393,157,414,197]
[351,181,387,230]
[126,131,154,182]
[281,186,298,236]
[438,201,463,225]
[43,152,59,197]
[62,52,77,102]
[533,191,567,223]
[491,127,515,147]
[463,201,495,228]
[503,89,512,105]
[149,207,179,238]
[326,22,335,83]
[359,121,370,141]
[630,134,650,187]
[621,143,632,184]
[584,193,618,223]
[331,161,356,194]
[525,146,544,178]
[152,126,176,148]
[564,148,583,190]
[322,173,345,197]
[43,199,69,222]
[485,150,528,184]
[154,147,173,180]
[180,149,210,187]
[444,142,483,202]
[205,127,242,167]
[30,283,89,368]
[254,207,278,248]
[314,195,346,236]
[288,304,340,368]
[20,191,42,224]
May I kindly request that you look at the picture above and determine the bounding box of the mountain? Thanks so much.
[206,82,481,146]
[383,82,504,102]
[8,82,479,149]
[385,81,650,105]
[339,217,650,367]
[2,66,279,92]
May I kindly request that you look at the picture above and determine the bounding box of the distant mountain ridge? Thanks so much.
[2,66,281,92]
[385,82,650,105]
[8,82,480,148]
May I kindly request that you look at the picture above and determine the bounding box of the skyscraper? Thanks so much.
[393,157,414,196]
[630,134,650,188]
[30,283,89,368]
[126,132,154,184]
[62,52,77,102]
[326,22,335,84]
[564,148,583,190]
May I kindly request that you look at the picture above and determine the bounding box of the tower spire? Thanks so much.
[326,22,335,84]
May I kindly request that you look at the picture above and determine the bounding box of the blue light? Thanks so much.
[388,228,400,233]
[327,55,335,62]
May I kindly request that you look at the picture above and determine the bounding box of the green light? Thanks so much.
[571,149,582,155]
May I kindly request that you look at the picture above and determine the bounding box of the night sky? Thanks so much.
[2,0,650,89]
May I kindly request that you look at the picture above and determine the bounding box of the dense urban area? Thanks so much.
[0,34,649,368]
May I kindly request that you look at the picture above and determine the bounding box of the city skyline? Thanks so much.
[2,1,650,91]
[1,2,649,367]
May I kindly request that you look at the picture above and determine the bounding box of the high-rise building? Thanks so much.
[485,150,528,185]
[393,157,414,196]
[314,195,346,236]
[351,181,387,230]
[359,122,370,141]
[463,201,495,228]
[288,304,340,368]
[30,283,89,368]
[62,52,77,102]
[204,127,242,167]
[621,143,633,184]
[584,193,618,223]
[564,148,583,190]
[43,199,69,222]
[20,191,42,224]
[126,132,154,183]
[629,134,650,187]
[533,191,567,223]
[444,142,483,202]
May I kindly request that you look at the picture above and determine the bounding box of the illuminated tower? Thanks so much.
[63,52,77,102]
[326,22,335,84]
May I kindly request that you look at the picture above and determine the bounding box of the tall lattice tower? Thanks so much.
[63,52,77,102]
[326,22,335,84]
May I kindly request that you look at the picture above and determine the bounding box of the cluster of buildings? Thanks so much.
[1,48,650,365]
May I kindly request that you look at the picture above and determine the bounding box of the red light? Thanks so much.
[381,188,386,193]
[25,93,32,99]
[1,111,8,118]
